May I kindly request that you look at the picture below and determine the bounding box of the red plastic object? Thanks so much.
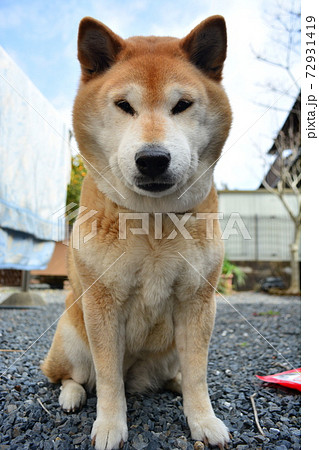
[256,368,301,391]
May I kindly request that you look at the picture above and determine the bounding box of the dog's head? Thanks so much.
[73,16,232,212]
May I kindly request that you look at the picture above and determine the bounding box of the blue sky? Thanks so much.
[0,0,300,189]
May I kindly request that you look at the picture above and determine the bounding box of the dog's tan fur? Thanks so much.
[42,15,232,449]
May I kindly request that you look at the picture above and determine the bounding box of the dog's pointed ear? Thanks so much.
[180,16,227,81]
[77,17,125,81]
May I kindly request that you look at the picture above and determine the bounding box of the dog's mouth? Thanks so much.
[136,182,175,192]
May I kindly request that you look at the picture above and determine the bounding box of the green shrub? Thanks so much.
[66,155,87,224]
[217,258,247,293]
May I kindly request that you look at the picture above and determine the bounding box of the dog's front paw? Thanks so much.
[91,417,128,450]
[188,413,230,448]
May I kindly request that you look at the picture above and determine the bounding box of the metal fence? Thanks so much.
[219,215,299,261]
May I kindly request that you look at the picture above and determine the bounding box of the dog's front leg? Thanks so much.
[175,288,230,448]
[83,290,128,450]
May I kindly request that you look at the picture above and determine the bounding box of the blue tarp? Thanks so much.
[0,46,70,270]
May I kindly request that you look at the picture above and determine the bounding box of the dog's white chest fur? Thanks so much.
[123,246,178,354]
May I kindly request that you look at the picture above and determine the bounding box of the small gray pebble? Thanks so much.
[7,404,17,413]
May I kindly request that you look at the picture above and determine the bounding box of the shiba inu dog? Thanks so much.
[42,14,232,450]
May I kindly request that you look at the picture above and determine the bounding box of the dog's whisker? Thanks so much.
[100,162,114,175]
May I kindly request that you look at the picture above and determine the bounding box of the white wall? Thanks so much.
[219,190,299,217]
[218,190,299,261]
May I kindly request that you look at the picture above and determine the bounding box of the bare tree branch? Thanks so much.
[255,0,301,294]
[254,102,293,113]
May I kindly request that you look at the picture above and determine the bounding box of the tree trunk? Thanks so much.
[288,222,301,294]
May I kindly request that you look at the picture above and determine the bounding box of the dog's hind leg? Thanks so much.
[164,371,182,394]
[41,293,95,411]
[59,379,87,412]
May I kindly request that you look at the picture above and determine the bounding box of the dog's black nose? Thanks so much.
[135,146,171,178]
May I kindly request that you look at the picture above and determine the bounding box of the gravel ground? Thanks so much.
[0,290,301,449]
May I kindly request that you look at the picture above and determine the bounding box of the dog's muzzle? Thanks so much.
[135,145,174,192]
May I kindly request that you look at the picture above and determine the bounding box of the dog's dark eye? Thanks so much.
[171,99,193,115]
[115,100,135,116]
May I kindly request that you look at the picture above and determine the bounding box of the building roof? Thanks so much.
[260,92,301,189]
[268,92,301,155]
